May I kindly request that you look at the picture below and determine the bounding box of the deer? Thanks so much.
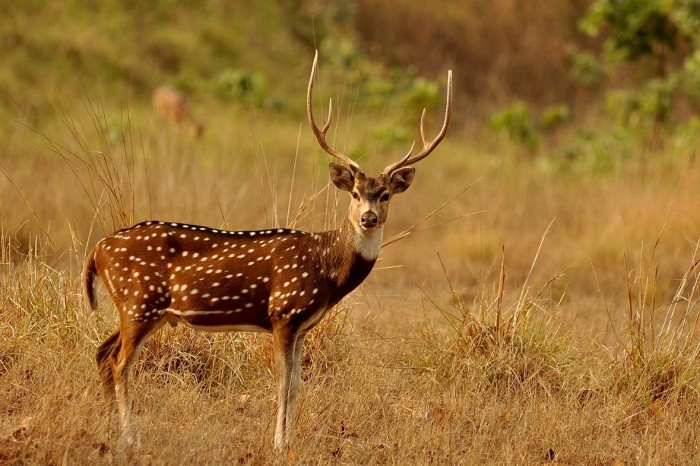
[152,85,205,139]
[84,52,452,451]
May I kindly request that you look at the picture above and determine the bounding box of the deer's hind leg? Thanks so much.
[96,330,121,405]
[108,315,166,445]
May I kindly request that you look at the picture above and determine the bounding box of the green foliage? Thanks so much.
[544,128,629,175]
[568,50,605,87]
[577,0,700,143]
[580,0,678,62]
[401,77,440,116]
[490,102,571,150]
[489,102,540,150]
[541,105,571,131]
[215,68,268,108]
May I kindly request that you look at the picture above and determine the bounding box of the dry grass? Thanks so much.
[2,88,700,465]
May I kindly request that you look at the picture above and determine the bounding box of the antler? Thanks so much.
[382,70,453,175]
[307,51,361,171]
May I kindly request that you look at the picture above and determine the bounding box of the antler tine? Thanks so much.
[382,70,453,175]
[307,51,361,171]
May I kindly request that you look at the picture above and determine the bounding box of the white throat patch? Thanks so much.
[352,223,383,261]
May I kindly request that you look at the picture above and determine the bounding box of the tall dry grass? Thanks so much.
[2,85,700,464]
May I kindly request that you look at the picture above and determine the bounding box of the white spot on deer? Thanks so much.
[182,251,189,257]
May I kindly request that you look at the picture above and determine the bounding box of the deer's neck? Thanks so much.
[317,218,382,302]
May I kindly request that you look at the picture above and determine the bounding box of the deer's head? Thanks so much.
[307,52,452,237]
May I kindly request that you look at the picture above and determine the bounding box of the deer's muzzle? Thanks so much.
[360,211,379,229]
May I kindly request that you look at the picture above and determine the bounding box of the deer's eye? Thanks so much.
[351,191,360,200]
[380,192,391,202]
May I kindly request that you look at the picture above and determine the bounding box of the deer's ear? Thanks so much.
[329,163,355,192]
[389,167,415,194]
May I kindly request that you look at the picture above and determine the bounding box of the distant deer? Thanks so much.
[152,85,204,139]
[85,52,452,450]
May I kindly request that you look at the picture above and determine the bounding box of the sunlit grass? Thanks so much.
[3,60,700,465]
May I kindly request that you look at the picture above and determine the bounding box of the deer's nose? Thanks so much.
[360,211,379,229]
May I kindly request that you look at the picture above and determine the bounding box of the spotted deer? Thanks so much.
[84,52,452,450]
[152,85,204,139]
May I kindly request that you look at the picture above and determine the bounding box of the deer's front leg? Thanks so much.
[272,325,305,450]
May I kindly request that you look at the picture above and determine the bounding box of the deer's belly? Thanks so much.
[164,308,272,333]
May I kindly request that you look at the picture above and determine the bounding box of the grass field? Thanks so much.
[3,2,700,464]
[2,84,700,464]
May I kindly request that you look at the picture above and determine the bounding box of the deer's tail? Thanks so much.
[83,244,100,310]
